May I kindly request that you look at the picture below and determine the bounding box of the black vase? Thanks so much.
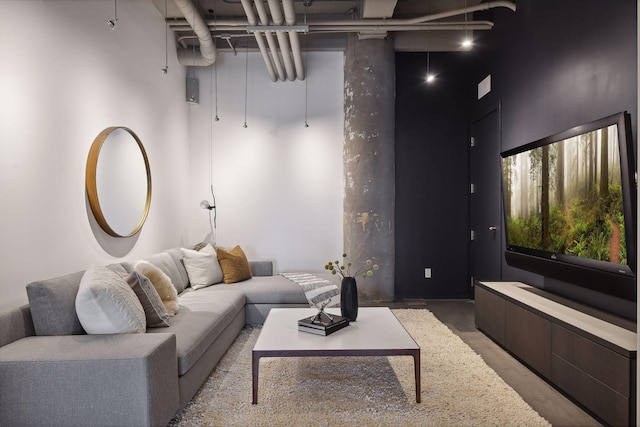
[340,276,358,321]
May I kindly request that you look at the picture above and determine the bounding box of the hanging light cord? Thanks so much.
[304,4,309,128]
[213,9,219,121]
[162,0,168,73]
[243,43,249,128]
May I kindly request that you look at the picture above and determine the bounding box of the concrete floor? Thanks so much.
[376,299,603,427]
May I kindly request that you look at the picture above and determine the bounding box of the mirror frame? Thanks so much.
[86,126,152,238]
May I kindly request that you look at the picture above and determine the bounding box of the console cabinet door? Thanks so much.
[475,286,506,346]
[505,302,551,379]
[552,324,631,426]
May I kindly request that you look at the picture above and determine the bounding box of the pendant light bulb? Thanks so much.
[107,0,118,29]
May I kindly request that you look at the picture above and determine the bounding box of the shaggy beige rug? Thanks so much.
[169,309,550,427]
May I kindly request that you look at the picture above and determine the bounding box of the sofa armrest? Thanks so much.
[250,261,273,276]
[0,333,179,427]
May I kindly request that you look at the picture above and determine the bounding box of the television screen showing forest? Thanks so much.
[502,124,626,265]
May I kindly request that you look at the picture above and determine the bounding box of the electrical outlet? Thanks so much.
[424,268,432,279]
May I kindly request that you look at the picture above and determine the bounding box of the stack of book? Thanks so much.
[298,311,349,336]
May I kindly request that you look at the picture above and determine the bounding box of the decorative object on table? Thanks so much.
[280,272,340,308]
[297,311,349,336]
[340,276,358,321]
[324,253,379,321]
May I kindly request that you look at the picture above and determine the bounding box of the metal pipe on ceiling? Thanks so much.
[282,0,305,81]
[169,21,496,33]
[308,1,516,26]
[240,0,278,82]
[268,0,296,81]
[255,0,287,81]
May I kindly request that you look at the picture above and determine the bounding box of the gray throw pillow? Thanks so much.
[126,271,170,328]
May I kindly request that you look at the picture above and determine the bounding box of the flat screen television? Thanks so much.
[501,112,637,301]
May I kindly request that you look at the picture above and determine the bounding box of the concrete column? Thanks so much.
[343,35,395,301]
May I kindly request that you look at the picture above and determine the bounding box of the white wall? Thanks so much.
[0,1,190,308]
[0,2,345,308]
[187,51,344,273]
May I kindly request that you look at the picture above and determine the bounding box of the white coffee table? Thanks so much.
[252,307,421,404]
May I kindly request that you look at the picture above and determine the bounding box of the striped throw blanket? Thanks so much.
[280,273,340,308]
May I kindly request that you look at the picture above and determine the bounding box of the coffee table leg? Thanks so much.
[413,350,421,403]
[252,352,259,404]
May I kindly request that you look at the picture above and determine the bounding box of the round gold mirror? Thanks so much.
[86,127,151,237]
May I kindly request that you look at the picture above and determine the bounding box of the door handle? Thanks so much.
[488,226,498,231]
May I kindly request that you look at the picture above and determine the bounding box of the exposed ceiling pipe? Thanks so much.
[268,0,296,81]
[240,0,278,82]
[173,0,216,66]
[308,22,495,33]
[309,1,516,26]
[254,0,286,81]
[169,21,496,33]
[282,0,305,81]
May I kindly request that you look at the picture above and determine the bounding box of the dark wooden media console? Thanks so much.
[475,281,637,426]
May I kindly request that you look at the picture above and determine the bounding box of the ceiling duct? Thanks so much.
[174,0,216,66]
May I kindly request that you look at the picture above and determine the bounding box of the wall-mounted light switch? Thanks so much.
[424,268,432,279]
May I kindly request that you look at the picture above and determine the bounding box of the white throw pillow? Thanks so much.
[75,265,146,334]
[182,244,223,290]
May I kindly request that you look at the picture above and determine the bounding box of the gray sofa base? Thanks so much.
[0,333,179,427]
[176,306,245,407]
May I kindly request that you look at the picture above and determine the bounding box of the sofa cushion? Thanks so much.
[135,252,187,294]
[126,271,170,328]
[0,306,34,347]
[165,247,190,290]
[181,245,223,290]
[216,246,252,284]
[26,271,86,336]
[147,289,245,375]
[249,261,274,277]
[207,275,309,305]
[75,266,146,334]
[134,261,179,317]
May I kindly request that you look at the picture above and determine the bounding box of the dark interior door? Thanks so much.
[470,107,502,284]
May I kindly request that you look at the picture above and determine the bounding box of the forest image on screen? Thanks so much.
[503,124,626,265]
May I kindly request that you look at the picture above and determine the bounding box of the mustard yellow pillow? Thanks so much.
[215,245,252,284]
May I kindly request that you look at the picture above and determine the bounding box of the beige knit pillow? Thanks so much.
[215,245,252,284]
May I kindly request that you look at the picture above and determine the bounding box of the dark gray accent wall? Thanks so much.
[474,0,637,153]
[395,0,637,313]
[395,52,473,299]
[472,0,637,316]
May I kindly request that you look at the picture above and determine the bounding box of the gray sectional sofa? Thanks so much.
[0,247,312,427]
